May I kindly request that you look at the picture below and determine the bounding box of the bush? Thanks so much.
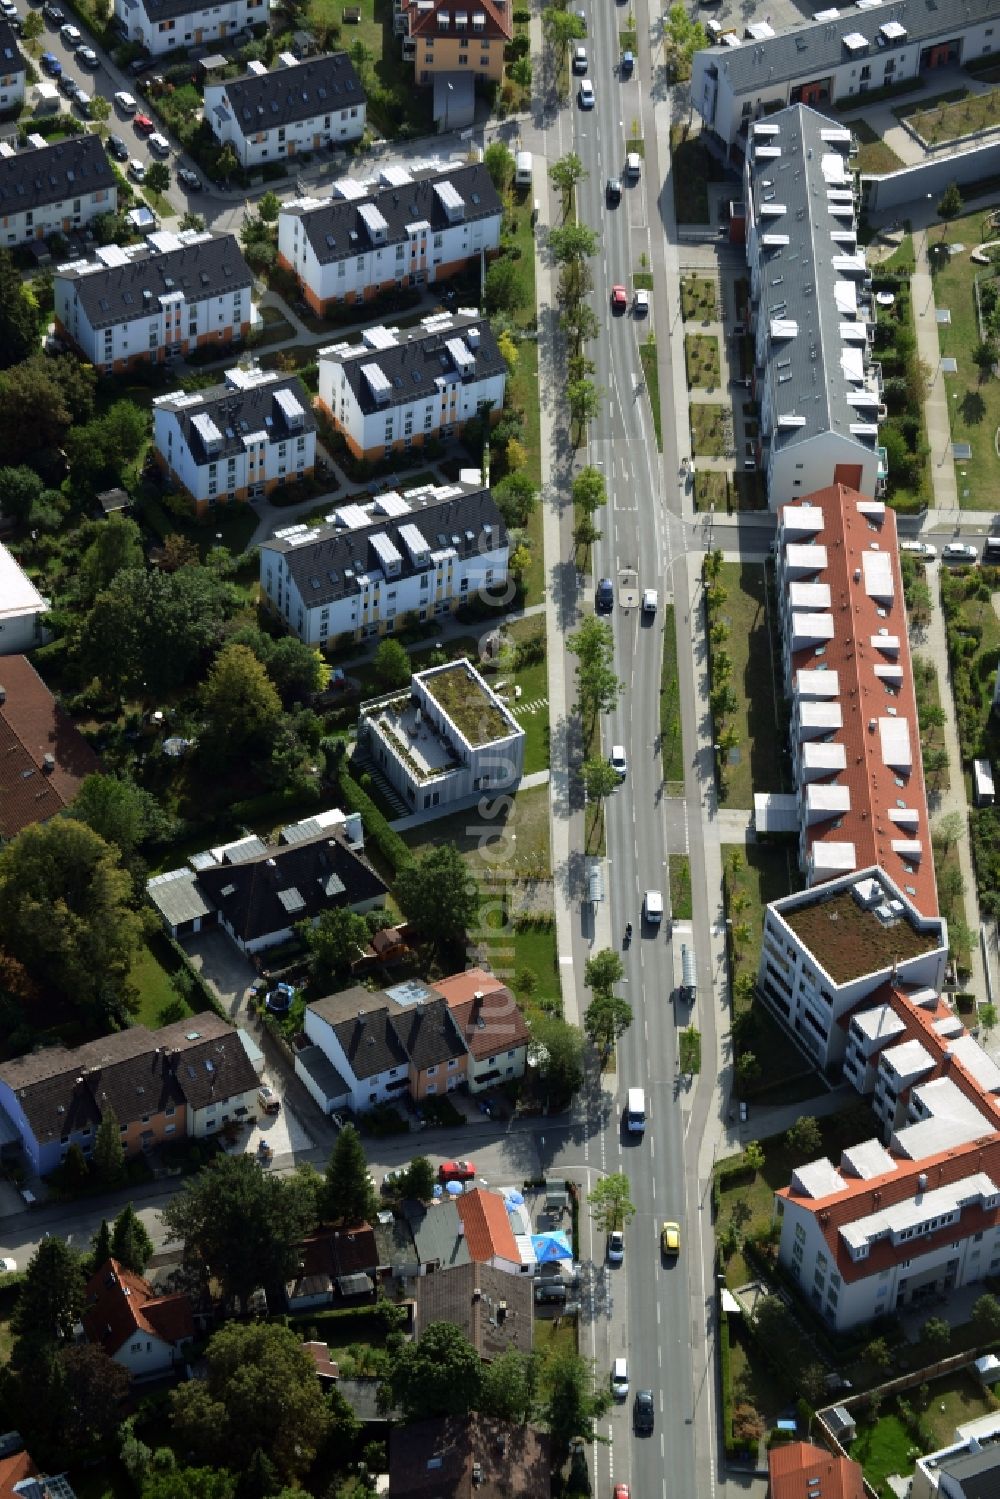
[329,752,412,877]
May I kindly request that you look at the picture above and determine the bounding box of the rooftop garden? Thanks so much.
[782,887,942,984]
[423,660,516,746]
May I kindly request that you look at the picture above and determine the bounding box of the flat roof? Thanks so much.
[778,873,943,986]
[0,543,46,622]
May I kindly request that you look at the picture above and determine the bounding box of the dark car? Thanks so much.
[106,134,129,161]
[58,72,78,97]
[40,51,62,76]
[633,1389,654,1434]
[42,2,63,21]
[129,55,158,76]
[177,166,202,191]
[596,577,614,613]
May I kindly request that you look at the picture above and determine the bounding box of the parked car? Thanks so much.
[73,87,91,115]
[134,113,154,133]
[129,55,158,76]
[177,166,202,191]
[633,289,650,317]
[128,159,146,183]
[534,1280,568,1305]
[106,134,129,161]
[439,1159,475,1183]
[58,72,77,97]
[0,1258,16,1274]
[900,540,937,558]
[78,46,98,67]
[59,22,81,45]
[611,1357,629,1400]
[596,576,614,612]
[42,2,64,23]
[114,91,138,114]
[572,44,587,73]
[620,49,634,75]
[607,1229,624,1265]
[148,132,170,156]
[942,542,978,562]
[0,0,17,18]
[642,587,658,613]
[40,52,62,76]
[257,1085,280,1115]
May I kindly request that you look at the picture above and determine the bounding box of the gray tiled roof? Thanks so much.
[0,134,116,217]
[132,0,245,20]
[702,0,998,94]
[158,373,316,465]
[326,313,506,415]
[403,1199,471,1269]
[287,162,501,265]
[217,53,365,135]
[413,1261,534,1358]
[62,233,253,330]
[262,481,506,608]
[308,988,411,1080]
[387,996,464,1071]
[0,19,25,75]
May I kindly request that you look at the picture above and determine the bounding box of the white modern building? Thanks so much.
[114,0,267,58]
[912,1409,1000,1499]
[0,134,117,247]
[153,366,315,514]
[54,229,254,375]
[0,543,49,655]
[317,311,506,461]
[693,0,1000,150]
[0,20,25,115]
[203,52,364,170]
[259,477,508,646]
[359,657,525,817]
[277,160,502,314]
[744,105,884,508]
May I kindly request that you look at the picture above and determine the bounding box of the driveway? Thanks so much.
[182,929,257,1021]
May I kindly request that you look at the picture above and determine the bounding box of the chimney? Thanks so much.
[42,753,55,773]
[0,686,5,705]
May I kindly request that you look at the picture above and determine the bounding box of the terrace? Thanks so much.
[782,885,941,986]
[371,695,461,783]
[421,660,517,748]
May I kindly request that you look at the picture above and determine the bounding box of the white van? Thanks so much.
[515,150,533,188]
[625,1086,646,1133]
[643,889,663,924]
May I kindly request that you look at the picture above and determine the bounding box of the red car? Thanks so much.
[614,1486,631,1499]
[439,1159,476,1183]
[611,284,627,313]
[133,113,154,133]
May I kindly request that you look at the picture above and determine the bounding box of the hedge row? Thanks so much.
[720,1311,735,1453]
[164,934,229,1026]
[333,762,412,878]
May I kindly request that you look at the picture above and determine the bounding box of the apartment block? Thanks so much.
[259,477,508,646]
[398,0,513,86]
[0,20,26,114]
[693,0,999,149]
[54,229,254,374]
[203,52,365,170]
[153,366,315,513]
[277,160,502,315]
[744,105,884,507]
[114,0,266,58]
[317,310,506,461]
[0,133,116,247]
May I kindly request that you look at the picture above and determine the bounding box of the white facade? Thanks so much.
[0,543,48,655]
[0,54,24,115]
[302,1005,409,1115]
[186,1082,259,1139]
[0,149,116,248]
[112,1329,182,1379]
[114,0,266,57]
[203,55,365,170]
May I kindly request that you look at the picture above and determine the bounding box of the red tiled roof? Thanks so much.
[432,970,530,1059]
[0,654,100,838]
[303,1340,339,1380]
[0,1452,36,1499]
[402,0,513,42]
[455,1187,520,1263]
[780,486,937,918]
[769,1441,864,1499]
[82,1257,194,1357]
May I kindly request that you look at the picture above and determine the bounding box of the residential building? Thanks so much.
[0,545,48,656]
[54,229,254,375]
[432,967,530,1091]
[0,21,26,115]
[277,161,502,314]
[0,1442,77,1499]
[203,52,365,169]
[398,0,513,86]
[412,1261,533,1358]
[114,0,267,58]
[388,1416,550,1499]
[358,658,524,816]
[403,1197,470,1271]
[82,1258,194,1379]
[147,817,387,955]
[455,1187,521,1274]
[773,485,936,908]
[0,654,100,839]
[0,1012,259,1177]
[153,366,316,513]
[285,1223,378,1309]
[0,134,116,247]
[912,1408,1000,1499]
[693,0,1000,150]
[316,311,506,462]
[768,1441,864,1499]
[260,478,508,647]
[744,106,884,508]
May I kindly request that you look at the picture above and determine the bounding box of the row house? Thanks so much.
[0,133,116,247]
[203,52,365,170]
[54,229,254,375]
[317,310,506,462]
[258,477,508,646]
[743,105,884,508]
[0,20,25,115]
[114,0,266,58]
[153,366,316,513]
[398,0,512,87]
[277,160,502,315]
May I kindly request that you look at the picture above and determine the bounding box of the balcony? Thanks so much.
[876,444,888,496]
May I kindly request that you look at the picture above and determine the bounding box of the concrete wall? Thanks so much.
[862,141,1000,215]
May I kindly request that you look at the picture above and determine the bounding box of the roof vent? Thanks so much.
[917,1172,928,1192]
[42,753,55,773]
[0,686,5,705]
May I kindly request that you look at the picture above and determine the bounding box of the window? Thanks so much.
[447,1057,458,1069]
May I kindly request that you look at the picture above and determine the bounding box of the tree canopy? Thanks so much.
[385,1321,484,1419]
[587,1173,636,1233]
[69,774,172,861]
[111,1202,155,1274]
[77,515,145,605]
[0,248,40,370]
[199,643,282,760]
[12,1237,87,1353]
[394,844,480,961]
[320,1124,376,1225]
[303,908,372,987]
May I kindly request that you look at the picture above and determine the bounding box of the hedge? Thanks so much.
[333,762,412,878]
[164,934,229,1025]
[720,1311,735,1452]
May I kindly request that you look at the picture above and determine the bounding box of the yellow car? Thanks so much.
[661,1221,680,1256]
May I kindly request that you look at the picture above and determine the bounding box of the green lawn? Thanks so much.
[500,617,549,776]
[507,341,544,605]
[690,403,729,458]
[685,334,721,391]
[669,855,692,921]
[850,1413,914,1498]
[724,842,799,993]
[128,934,186,1029]
[728,1317,795,1422]
[533,1313,579,1390]
[693,470,729,513]
[681,274,718,323]
[850,119,905,175]
[920,1369,998,1449]
[932,208,1000,508]
[639,334,662,451]
[912,656,950,793]
[716,563,786,808]
[905,87,1000,144]
[659,605,685,786]
[486,915,559,1020]
[507,193,538,334]
[401,781,551,882]
[307,0,433,137]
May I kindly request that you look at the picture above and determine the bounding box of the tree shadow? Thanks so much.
[959,388,987,425]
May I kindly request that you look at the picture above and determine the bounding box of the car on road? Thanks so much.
[900,540,937,558]
[134,112,154,133]
[942,542,978,562]
[633,288,649,317]
[605,176,621,207]
[148,132,170,156]
[620,49,634,75]
[0,0,16,17]
[257,1084,281,1115]
[642,587,658,614]
[59,21,81,45]
[643,889,663,924]
[633,1389,655,1434]
[114,90,138,114]
[439,1159,476,1183]
[128,159,146,182]
[78,45,98,67]
[624,151,641,180]
[0,1258,16,1274]
[611,1357,629,1400]
[73,87,91,115]
[58,72,77,97]
[613,1487,631,1499]
[177,166,202,191]
[578,79,595,109]
[596,576,614,612]
[40,52,62,75]
[611,284,627,313]
[661,1220,680,1256]
[607,1229,625,1265]
[610,744,627,781]
[42,2,63,22]
[572,44,587,73]
[106,134,129,160]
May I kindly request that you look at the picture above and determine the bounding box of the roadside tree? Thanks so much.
[587,1172,636,1233]
[320,1124,376,1225]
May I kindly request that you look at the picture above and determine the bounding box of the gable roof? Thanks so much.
[321,312,505,415]
[0,1451,38,1499]
[769,1441,864,1499]
[286,162,501,266]
[412,1259,532,1359]
[0,19,24,78]
[0,654,101,838]
[58,232,253,330]
[310,988,410,1079]
[299,1223,378,1278]
[403,1198,471,1269]
[213,53,364,136]
[155,371,315,466]
[387,995,464,1071]
[455,1187,520,1263]
[133,0,249,20]
[0,134,115,217]
[404,0,513,43]
[432,969,530,1059]
[82,1257,193,1357]
[388,1416,549,1499]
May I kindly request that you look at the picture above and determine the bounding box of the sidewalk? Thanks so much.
[913,226,960,513]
